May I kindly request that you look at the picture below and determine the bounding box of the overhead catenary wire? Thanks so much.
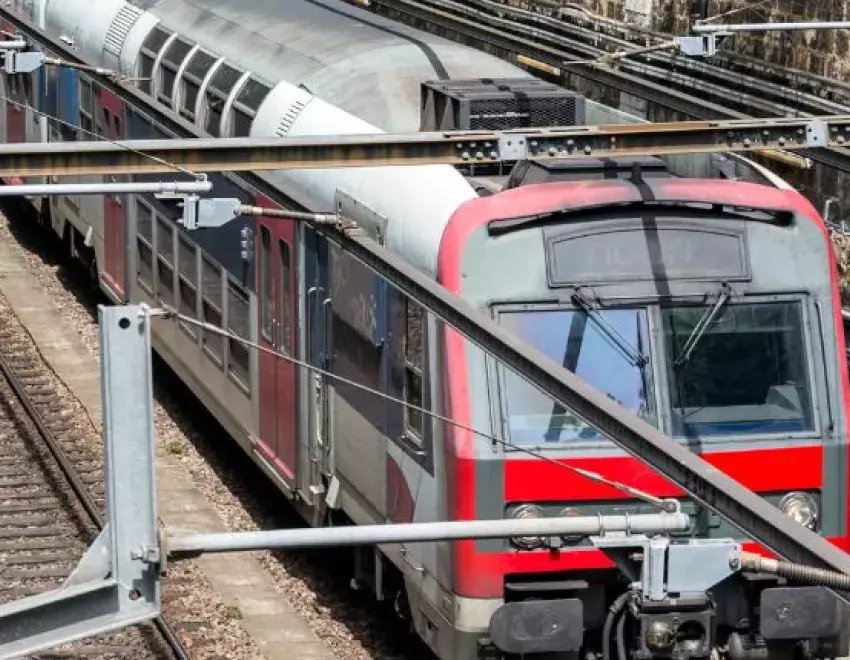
[0,93,201,179]
[148,306,677,512]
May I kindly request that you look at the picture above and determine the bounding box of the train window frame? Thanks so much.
[230,76,271,138]
[227,279,251,396]
[260,226,272,343]
[655,293,823,445]
[136,199,154,295]
[154,214,175,307]
[402,297,425,444]
[157,36,194,107]
[491,300,657,451]
[279,239,292,355]
[201,254,225,368]
[140,26,174,98]
[204,62,243,137]
[79,76,93,139]
[179,48,216,122]
[177,232,198,340]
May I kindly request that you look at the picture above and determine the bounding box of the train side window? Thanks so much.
[201,255,224,366]
[228,281,251,395]
[177,233,198,338]
[158,36,192,106]
[136,200,153,293]
[156,216,174,306]
[260,226,272,341]
[139,25,172,96]
[204,63,241,137]
[231,76,271,138]
[404,299,425,440]
[180,49,216,121]
[279,240,292,355]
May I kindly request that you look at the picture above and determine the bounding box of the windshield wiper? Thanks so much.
[674,284,731,367]
[571,289,649,368]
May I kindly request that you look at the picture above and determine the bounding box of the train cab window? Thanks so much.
[177,234,198,338]
[139,26,172,96]
[662,301,814,438]
[201,255,225,366]
[204,63,241,137]
[180,49,216,121]
[260,226,272,341]
[228,281,251,394]
[404,299,425,440]
[158,37,193,106]
[156,216,174,306]
[497,306,654,446]
[279,240,292,355]
[136,201,154,292]
[231,77,271,138]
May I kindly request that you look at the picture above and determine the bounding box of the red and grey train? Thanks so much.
[0,0,848,657]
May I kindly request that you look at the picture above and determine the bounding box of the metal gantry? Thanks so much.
[0,115,842,176]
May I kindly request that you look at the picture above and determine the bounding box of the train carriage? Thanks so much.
[0,0,848,658]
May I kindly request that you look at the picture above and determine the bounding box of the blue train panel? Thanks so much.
[57,68,78,126]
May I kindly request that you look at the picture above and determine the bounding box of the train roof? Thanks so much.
[127,0,529,131]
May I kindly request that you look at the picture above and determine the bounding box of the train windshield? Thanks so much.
[497,307,655,445]
[664,301,814,437]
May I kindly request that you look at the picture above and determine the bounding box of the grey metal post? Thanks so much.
[167,512,691,555]
[0,305,160,659]
[0,180,210,196]
[693,20,850,33]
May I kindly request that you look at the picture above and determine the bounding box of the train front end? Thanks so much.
[437,177,850,657]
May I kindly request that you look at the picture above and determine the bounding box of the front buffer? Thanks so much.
[487,536,850,659]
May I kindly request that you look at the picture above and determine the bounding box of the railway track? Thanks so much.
[0,296,188,658]
[353,0,850,176]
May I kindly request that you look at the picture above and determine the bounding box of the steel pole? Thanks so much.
[0,180,211,196]
[167,512,691,555]
[693,21,850,33]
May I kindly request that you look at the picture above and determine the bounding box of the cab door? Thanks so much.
[256,198,298,484]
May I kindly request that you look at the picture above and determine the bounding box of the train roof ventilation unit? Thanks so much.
[420,78,586,131]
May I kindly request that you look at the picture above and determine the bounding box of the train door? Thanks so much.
[304,228,332,498]
[256,197,298,484]
[97,88,127,297]
[4,73,26,144]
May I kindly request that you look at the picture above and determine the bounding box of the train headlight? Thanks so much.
[509,504,545,550]
[778,492,819,530]
[558,507,585,543]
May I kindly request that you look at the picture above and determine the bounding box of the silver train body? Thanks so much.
[1,1,845,659]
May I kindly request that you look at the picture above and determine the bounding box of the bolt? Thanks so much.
[129,589,141,601]
[470,142,477,148]
[838,136,846,145]
[461,151,470,160]
[584,145,592,155]
[567,139,575,147]
[475,151,484,159]
[490,151,498,159]
[530,140,538,147]
[778,137,786,146]
[548,147,557,156]
[729,555,741,569]
[743,138,752,148]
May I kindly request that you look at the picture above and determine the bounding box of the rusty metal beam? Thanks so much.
[0,116,847,176]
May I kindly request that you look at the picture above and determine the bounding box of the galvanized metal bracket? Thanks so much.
[592,535,741,601]
[0,305,161,659]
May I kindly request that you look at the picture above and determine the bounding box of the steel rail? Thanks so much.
[0,116,843,175]
[0,331,190,659]
[3,6,850,581]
